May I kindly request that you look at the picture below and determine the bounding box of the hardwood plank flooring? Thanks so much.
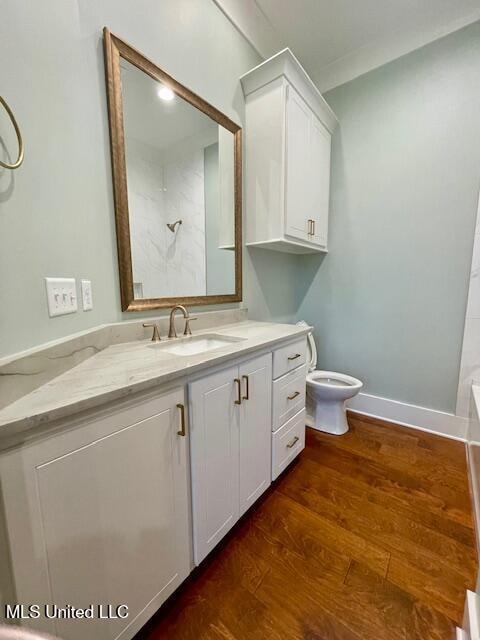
[139,413,477,640]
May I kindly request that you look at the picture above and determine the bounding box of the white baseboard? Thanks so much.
[347,392,468,441]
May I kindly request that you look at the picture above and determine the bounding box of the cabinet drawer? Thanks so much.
[272,409,305,480]
[273,337,307,379]
[272,364,306,431]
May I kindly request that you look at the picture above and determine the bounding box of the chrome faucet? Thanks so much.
[168,305,197,338]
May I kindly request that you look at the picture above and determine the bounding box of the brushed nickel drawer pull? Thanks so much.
[242,375,249,400]
[287,436,299,449]
[287,391,300,400]
[288,353,301,361]
[234,378,242,405]
[177,403,187,437]
[312,219,315,236]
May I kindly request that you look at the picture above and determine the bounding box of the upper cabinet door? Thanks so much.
[285,84,312,242]
[238,353,272,516]
[309,114,331,248]
[189,366,240,564]
[284,84,332,248]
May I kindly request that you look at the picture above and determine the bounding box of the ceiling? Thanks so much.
[214,0,480,91]
[121,59,218,152]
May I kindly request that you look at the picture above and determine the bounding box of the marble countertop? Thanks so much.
[0,320,308,445]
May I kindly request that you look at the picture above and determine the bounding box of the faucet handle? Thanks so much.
[143,322,161,342]
[183,316,197,336]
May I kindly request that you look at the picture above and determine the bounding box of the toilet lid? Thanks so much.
[296,321,317,372]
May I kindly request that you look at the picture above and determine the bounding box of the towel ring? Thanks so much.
[0,96,24,170]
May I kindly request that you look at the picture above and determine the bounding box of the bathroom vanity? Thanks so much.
[0,317,308,640]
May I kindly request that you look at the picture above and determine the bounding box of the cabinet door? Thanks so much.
[189,366,239,564]
[238,353,272,515]
[2,389,190,640]
[309,114,331,247]
[284,84,311,242]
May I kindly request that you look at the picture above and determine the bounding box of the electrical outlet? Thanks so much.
[81,280,93,311]
[45,278,78,317]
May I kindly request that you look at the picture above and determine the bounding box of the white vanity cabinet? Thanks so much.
[0,326,308,640]
[189,352,272,564]
[0,387,191,640]
[241,48,338,254]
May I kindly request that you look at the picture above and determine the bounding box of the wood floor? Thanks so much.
[140,413,478,640]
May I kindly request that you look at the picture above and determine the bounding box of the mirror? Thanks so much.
[103,29,242,311]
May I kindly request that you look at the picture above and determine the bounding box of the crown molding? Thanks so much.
[211,0,282,59]
[213,0,480,93]
[301,10,480,92]
[240,48,338,133]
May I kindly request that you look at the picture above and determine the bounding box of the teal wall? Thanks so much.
[0,0,298,359]
[297,22,480,413]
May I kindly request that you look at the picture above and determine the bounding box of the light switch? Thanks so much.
[81,279,93,311]
[45,278,78,317]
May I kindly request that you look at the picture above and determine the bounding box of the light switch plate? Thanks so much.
[45,278,78,317]
[81,279,93,311]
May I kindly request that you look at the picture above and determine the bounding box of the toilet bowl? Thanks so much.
[297,322,363,435]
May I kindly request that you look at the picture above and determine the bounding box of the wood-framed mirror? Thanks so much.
[103,28,242,311]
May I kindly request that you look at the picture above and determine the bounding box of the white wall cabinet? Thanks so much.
[0,388,191,640]
[241,48,338,254]
[189,352,272,564]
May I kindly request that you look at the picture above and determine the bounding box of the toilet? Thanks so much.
[298,321,363,435]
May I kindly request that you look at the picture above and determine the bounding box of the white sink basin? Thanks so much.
[150,333,245,356]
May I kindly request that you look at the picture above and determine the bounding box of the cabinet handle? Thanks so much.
[286,436,299,449]
[242,375,249,400]
[288,353,301,361]
[234,378,242,405]
[287,391,300,400]
[177,403,187,436]
[312,219,315,236]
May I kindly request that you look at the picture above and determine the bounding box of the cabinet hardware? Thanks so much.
[286,436,299,449]
[177,403,187,436]
[287,391,300,400]
[234,378,242,405]
[242,375,250,400]
[312,219,315,236]
[287,353,301,361]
